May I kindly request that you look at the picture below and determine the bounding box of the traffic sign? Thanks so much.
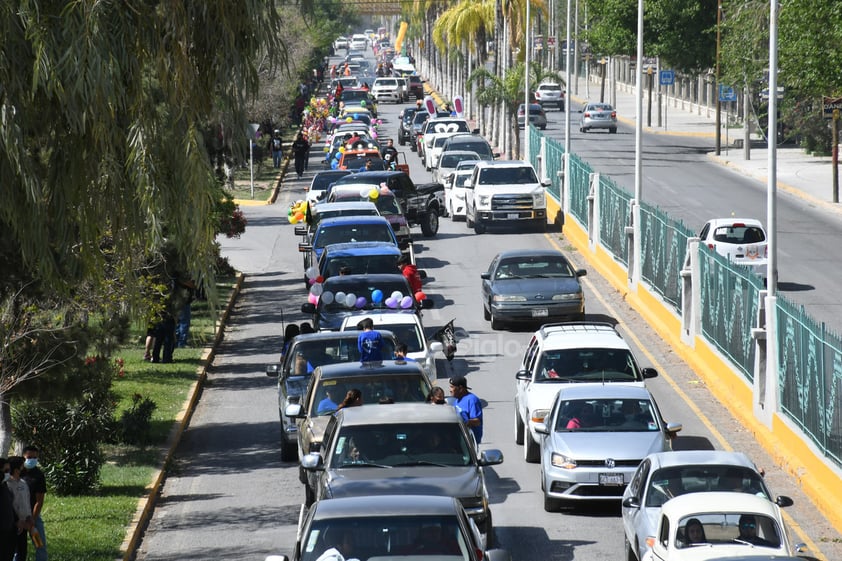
[659,70,675,86]
[759,87,784,100]
[823,96,842,119]
[719,85,737,102]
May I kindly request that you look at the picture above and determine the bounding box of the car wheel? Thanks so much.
[304,484,316,507]
[420,211,439,237]
[483,303,491,321]
[490,313,503,331]
[523,435,540,462]
[474,222,486,234]
[534,220,547,233]
[540,124,547,130]
[580,126,586,133]
[280,436,298,462]
[483,510,494,548]
[514,409,524,445]
[466,214,474,228]
[559,102,565,111]
[543,492,562,513]
[625,535,639,561]
[398,135,405,146]
[610,127,618,134]
[410,143,417,152]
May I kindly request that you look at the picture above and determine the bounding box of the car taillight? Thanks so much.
[708,243,715,250]
[584,112,591,118]
[611,111,617,118]
[764,245,768,257]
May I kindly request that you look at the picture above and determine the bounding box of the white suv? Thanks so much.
[464,160,548,234]
[533,82,565,111]
[514,322,658,462]
[371,77,404,104]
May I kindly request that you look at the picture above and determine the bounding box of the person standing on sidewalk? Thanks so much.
[269,130,284,168]
[291,132,310,179]
[22,447,47,561]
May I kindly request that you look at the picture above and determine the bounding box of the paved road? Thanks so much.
[132,60,841,560]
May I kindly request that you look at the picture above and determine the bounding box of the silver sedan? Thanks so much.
[580,102,618,133]
[535,384,681,512]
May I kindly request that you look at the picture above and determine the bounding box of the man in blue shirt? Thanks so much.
[449,375,483,444]
[357,318,383,362]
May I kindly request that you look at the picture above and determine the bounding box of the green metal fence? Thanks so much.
[568,152,592,225]
[597,174,631,265]
[640,203,694,311]
[544,138,565,201]
[777,296,842,466]
[698,245,762,381]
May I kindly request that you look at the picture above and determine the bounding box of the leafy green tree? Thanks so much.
[779,0,842,98]
[647,0,717,74]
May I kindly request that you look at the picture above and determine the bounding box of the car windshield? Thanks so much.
[376,79,398,87]
[536,348,640,382]
[645,465,771,507]
[314,224,395,248]
[495,256,575,279]
[341,90,371,104]
[311,375,429,416]
[331,422,472,468]
[478,166,538,185]
[673,513,782,550]
[446,141,491,158]
[427,121,470,135]
[711,225,766,244]
[300,515,471,561]
[587,104,613,112]
[283,338,398,377]
[342,154,386,170]
[318,279,411,313]
[313,208,379,226]
[374,195,401,215]
[554,398,658,432]
[350,322,423,353]
[454,173,471,188]
[440,154,477,168]
[322,254,400,278]
[413,112,430,125]
[541,85,562,92]
[311,172,352,192]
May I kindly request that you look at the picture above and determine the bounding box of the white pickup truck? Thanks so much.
[464,160,548,234]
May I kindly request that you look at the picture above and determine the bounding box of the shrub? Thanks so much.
[117,393,157,445]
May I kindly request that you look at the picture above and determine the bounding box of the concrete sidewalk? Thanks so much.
[571,76,841,213]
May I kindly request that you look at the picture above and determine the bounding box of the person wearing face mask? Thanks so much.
[22,446,47,561]
[1,458,16,561]
[6,456,33,561]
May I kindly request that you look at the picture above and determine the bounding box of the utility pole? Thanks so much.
[715,1,722,155]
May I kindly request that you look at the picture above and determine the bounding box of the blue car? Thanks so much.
[298,215,398,277]
[317,241,403,280]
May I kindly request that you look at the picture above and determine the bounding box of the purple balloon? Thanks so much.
[355,296,367,309]
[385,297,399,309]
[400,296,414,309]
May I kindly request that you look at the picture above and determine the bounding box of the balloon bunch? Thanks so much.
[288,200,308,224]
[306,282,422,311]
[359,187,380,200]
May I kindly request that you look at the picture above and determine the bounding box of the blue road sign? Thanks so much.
[719,85,737,102]
[659,70,675,86]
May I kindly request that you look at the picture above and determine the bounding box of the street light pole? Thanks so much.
[524,0,531,161]
[715,1,722,155]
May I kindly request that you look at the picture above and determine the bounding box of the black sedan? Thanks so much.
[480,249,586,330]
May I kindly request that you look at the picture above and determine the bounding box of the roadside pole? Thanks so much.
[822,97,842,203]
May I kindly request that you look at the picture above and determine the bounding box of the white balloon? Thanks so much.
[306,266,318,280]
[391,291,403,301]
[345,293,357,308]
[310,283,324,296]
[335,291,346,305]
[321,291,335,304]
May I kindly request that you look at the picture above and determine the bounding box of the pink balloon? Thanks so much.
[308,292,318,305]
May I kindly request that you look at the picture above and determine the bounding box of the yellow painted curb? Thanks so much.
[551,199,842,542]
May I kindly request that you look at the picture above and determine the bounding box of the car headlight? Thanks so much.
[552,292,582,301]
[533,193,546,208]
[478,195,490,206]
[530,409,549,423]
[493,294,526,302]
[551,453,577,469]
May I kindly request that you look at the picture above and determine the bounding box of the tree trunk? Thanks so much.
[0,395,13,456]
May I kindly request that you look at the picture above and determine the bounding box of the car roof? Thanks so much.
[660,492,780,520]
[338,170,408,182]
[440,150,481,160]
[316,215,391,227]
[341,312,421,327]
[535,322,629,350]
[475,159,532,168]
[336,403,462,426]
[644,450,757,470]
[322,273,409,288]
[706,218,765,229]
[494,248,567,260]
[312,494,460,519]
[315,360,426,380]
[556,383,653,400]
[312,201,378,213]
[322,242,402,257]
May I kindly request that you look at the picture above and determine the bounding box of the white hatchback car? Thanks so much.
[339,312,443,385]
[446,160,481,220]
[643,492,802,560]
[698,218,769,280]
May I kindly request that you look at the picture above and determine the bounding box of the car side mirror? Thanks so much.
[284,403,304,418]
[421,299,434,309]
[541,179,551,187]
[471,128,480,134]
[464,179,472,188]
[776,495,794,507]
[479,449,504,466]
[294,225,307,236]
[301,303,316,314]
[622,496,641,509]
[492,152,501,159]
[298,243,312,253]
[429,341,443,353]
[480,272,490,280]
[665,422,683,435]
[300,453,325,472]
[515,369,531,381]
[534,422,548,435]
[641,367,659,379]
[266,364,280,378]
[418,269,428,279]
[576,269,587,278]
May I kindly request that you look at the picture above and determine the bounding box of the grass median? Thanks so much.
[42,277,236,561]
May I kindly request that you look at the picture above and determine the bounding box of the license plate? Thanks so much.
[531,308,548,317]
[599,473,624,486]
[507,213,520,219]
